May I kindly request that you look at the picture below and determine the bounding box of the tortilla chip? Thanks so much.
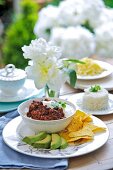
[75,110,92,122]
[83,122,106,133]
[73,138,93,146]
[67,115,83,132]
[83,115,92,122]
[68,135,93,142]
[69,126,94,138]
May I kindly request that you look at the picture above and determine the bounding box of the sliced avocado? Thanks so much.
[50,133,61,150]
[22,131,47,144]
[60,137,68,149]
[33,134,51,149]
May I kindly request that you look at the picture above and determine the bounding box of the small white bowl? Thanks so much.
[0,64,27,96]
[18,97,76,133]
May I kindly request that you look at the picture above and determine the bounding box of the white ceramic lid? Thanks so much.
[0,64,26,81]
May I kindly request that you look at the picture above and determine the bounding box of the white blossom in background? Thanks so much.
[22,38,67,91]
[34,0,113,58]
[34,5,59,40]
[50,27,65,47]
[84,0,105,28]
[61,27,95,59]
[58,0,86,26]
[90,8,113,29]
[51,26,95,59]
[95,22,113,58]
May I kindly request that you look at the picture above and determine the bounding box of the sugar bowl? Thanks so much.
[0,64,27,96]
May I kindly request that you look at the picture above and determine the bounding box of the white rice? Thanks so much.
[82,87,109,110]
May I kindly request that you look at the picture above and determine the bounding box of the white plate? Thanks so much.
[0,79,39,102]
[77,60,113,80]
[68,93,113,115]
[2,116,109,159]
[76,73,113,91]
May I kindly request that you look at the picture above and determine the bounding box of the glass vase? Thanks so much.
[45,85,59,98]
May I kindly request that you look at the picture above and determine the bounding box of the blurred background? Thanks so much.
[0,0,113,69]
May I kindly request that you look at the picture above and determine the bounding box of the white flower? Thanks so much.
[33,0,112,59]
[47,69,67,92]
[90,8,113,28]
[25,58,66,91]
[34,5,59,40]
[58,0,87,26]
[84,0,105,28]
[22,38,62,60]
[50,26,95,59]
[50,27,66,47]
[62,26,95,59]
[95,22,113,58]
[51,0,104,28]
[22,38,67,92]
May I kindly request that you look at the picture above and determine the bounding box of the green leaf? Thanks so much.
[51,101,66,109]
[90,85,101,92]
[48,90,56,97]
[68,69,77,87]
[45,84,56,97]
[58,101,66,108]
[64,59,85,64]
[45,84,59,97]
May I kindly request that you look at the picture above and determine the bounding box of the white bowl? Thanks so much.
[18,97,76,133]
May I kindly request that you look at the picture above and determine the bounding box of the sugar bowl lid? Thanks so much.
[0,64,27,81]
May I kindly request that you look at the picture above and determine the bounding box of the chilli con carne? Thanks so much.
[27,100,65,120]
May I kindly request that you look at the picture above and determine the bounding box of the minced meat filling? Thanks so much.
[27,100,65,120]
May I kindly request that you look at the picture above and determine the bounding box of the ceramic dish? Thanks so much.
[68,93,113,115]
[2,116,109,158]
[77,60,113,80]
[75,73,113,91]
[0,79,40,102]
[18,97,76,133]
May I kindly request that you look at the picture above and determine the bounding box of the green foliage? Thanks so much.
[46,0,62,6]
[0,0,4,5]
[2,0,39,69]
[103,0,113,8]
[46,0,113,8]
